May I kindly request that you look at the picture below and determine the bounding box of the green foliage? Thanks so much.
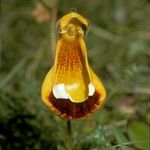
[1,0,150,149]
[79,127,112,150]
[128,121,150,150]
[113,128,132,150]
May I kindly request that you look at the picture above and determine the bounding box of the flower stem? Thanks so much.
[67,121,73,150]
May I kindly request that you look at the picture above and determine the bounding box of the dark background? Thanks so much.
[0,0,150,149]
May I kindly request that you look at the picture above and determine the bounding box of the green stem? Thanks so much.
[67,121,73,150]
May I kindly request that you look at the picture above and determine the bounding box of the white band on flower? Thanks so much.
[52,83,95,102]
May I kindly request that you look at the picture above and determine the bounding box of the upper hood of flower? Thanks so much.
[57,12,90,38]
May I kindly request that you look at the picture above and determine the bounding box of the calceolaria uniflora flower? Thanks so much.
[41,12,106,120]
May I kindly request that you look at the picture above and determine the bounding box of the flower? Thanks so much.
[41,12,106,120]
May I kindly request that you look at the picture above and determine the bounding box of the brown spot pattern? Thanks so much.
[48,91,101,120]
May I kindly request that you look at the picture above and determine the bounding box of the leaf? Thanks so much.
[128,121,150,150]
[114,128,131,150]
[57,145,65,150]
[80,127,112,149]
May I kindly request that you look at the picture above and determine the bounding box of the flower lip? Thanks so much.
[48,90,101,120]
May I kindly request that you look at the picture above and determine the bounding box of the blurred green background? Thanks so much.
[0,0,150,150]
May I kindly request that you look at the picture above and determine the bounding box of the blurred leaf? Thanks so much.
[43,0,52,6]
[114,128,131,150]
[128,121,150,150]
[79,127,112,150]
[57,145,65,150]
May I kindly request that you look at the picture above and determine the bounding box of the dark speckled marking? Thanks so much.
[48,91,101,119]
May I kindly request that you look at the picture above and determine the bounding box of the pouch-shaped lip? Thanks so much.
[41,66,106,120]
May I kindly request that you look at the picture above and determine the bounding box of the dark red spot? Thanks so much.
[48,91,101,120]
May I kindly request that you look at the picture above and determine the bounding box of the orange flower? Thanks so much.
[41,12,106,120]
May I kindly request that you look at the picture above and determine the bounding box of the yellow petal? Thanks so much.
[53,36,90,102]
[89,67,106,105]
[41,67,53,102]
